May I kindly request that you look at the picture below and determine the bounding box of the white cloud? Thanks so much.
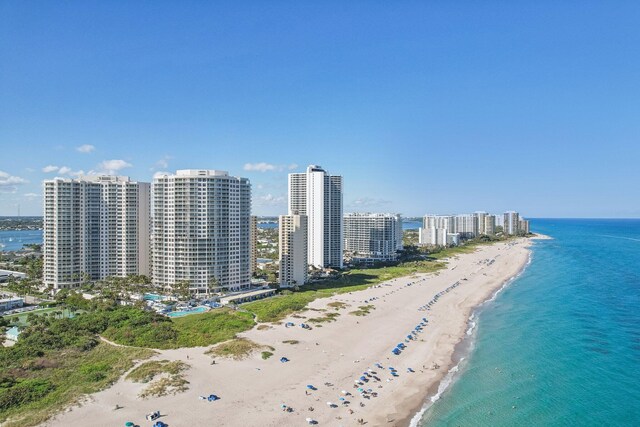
[151,155,172,171]
[23,193,40,198]
[0,171,29,193]
[76,144,95,153]
[58,166,72,175]
[42,165,59,173]
[288,163,298,170]
[244,162,276,172]
[98,159,132,174]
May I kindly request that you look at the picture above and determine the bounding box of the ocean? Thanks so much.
[417,219,640,426]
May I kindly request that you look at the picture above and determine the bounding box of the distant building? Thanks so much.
[419,227,447,246]
[474,211,488,235]
[279,213,308,287]
[483,215,496,235]
[288,165,343,269]
[454,214,478,238]
[519,218,530,234]
[419,226,461,247]
[0,297,23,312]
[43,176,150,290]
[250,216,258,275]
[423,215,455,231]
[344,213,403,263]
[152,169,251,294]
[503,211,520,235]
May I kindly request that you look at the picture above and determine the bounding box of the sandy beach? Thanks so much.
[44,237,543,427]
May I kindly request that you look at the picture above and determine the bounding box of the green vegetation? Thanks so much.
[350,305,375,316]
[282,340,299,345]
[261,351,274,360]
[139,375,189,399]
[0,343,152,427]
[126,360,190,399]
[100,307,255,349]
[206,338,267,360]
[307,312,340,323]
[243,260,446,322]
[126,360,188,383]
[327,301,348,310]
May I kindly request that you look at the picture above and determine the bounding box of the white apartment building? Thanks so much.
[504,211,520,235]
[43,176,150,289]
[484,215,496,235]
[279,213,308,287]
[250,215,257,275]
[288,165,343,269]
[344,213,403,263]
[418,227,460,246]
[423,215,455,231]
[474,211,487,235]
[152,170,251,294]
[454,214,478,238]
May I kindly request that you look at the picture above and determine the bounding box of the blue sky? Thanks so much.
[1,1,639,217]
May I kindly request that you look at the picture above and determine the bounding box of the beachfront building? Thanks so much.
[419,226,461,247]
[423,215,455,231]
[344,213,403,264]
[152,169,251,294]
[279,213,308,287]
[250,215,258,275]
[43,176,150,289]
[474,211,488,235]
[454,214,478,238]
[483,215,496,235]
[288,165,343,269]
[504,211,520,235]
[519,218,530,234]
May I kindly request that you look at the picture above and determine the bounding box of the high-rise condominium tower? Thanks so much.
[279,213,308,287]
[503,211,520,235]
[288,165,343,268]
[152,170,251,294]
[43,176,150,290]
[344,213,403,262]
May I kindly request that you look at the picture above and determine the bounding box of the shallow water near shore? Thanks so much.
[418,219,640,426]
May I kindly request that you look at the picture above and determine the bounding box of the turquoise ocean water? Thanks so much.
[418,219,640,426]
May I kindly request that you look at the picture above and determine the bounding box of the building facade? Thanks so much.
[250,215,257,276]
[43,176,150,290]
[344,213,403,263]
[151,170,251,294]
[279,213,308,287]
[504,211,520,235]
[484,215,496,235]
[288,165,343,269]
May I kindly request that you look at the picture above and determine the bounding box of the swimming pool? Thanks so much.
[166,306,208,317]
[143,293,166,301]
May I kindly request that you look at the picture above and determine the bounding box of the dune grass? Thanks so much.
[126,360,189,383]
[0,344,153,427]
[206,338,271,360]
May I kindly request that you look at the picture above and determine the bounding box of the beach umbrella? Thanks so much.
[125,423,134,427]
[306,385,315,390]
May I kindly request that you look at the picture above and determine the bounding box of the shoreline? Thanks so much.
[405,245,536,427]
[44,237,540,427]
